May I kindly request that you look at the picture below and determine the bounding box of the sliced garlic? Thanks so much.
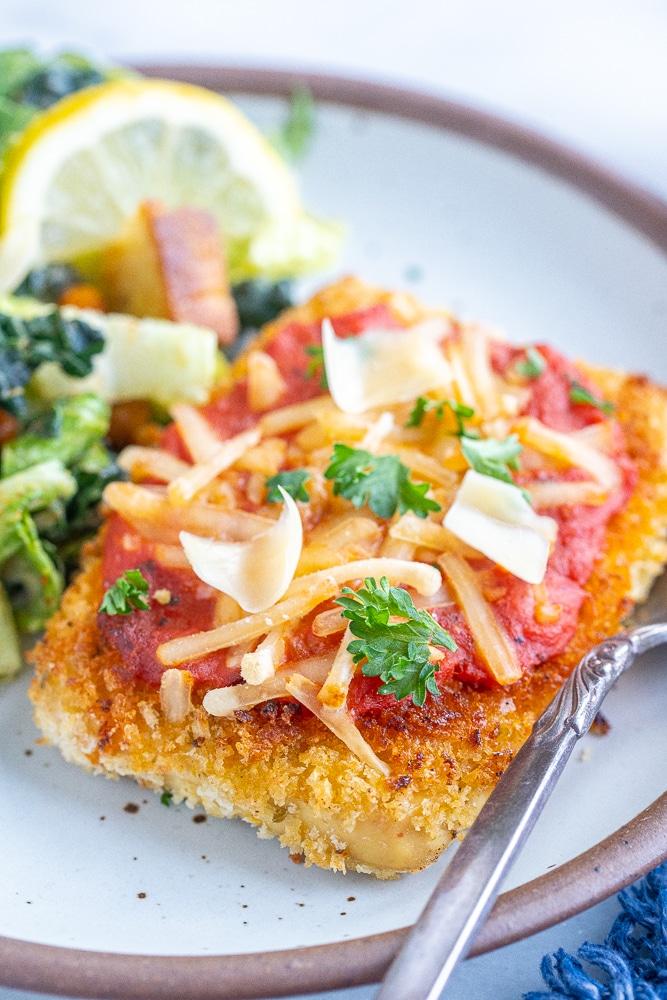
[443,469,558,584]
[179,486,303,613]
[321,317,452,414]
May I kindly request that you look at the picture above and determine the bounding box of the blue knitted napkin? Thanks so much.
[524,862,667,999]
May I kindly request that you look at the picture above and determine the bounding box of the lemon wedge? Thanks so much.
[0,78,340,294]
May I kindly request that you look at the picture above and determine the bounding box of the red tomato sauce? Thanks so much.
[98,311,637,710]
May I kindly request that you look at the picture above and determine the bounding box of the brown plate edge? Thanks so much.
[2,65,667,999]
[2,794,666,999]
[139,63,667,254]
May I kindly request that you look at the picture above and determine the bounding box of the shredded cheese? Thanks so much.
[246,349,287,412]
[311,607,348,637]
[528,479,608,508]
[202,654,334,715]
[286,557,442,599]
[460,324,499,419]
[317,625,357,709]
[103,482,272,545]
[118,446,190,483]
[157,576,340,665]
[389,511,482,557]
[258,395,333,436]
[359,412,395,453]
[170,402,223,462]
[438,551,522,685]
[445,339,477,410]
[514,416,619,494]
[240,628,286,684]
[168,427,261,505]
[285,673,390,777]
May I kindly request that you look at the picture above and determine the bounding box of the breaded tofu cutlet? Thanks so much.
[29,278,667,878]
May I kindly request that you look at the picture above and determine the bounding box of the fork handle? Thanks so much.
[375,623,667,1000]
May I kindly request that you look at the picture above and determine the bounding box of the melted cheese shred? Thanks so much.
[168,427,261,505]
[170,402,224,462]
[438,551,522,685]
[103,482,272,545]
[514,416,619,495]
[240,628,286,684]
[118,446,190,483]
[157,576,340,665]
[203,654,334,715]
[285,673,390,777]
[317,625,357,709]
[285,558,442,600]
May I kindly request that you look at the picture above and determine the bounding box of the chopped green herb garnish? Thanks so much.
[271,86,316,163]
[265,469,311,503]
[99,569,150,616]
[160,791,174,807]
[516,347,546,379]
[460,433,523,488]
[324,444,441,520]
[304,344,328,389]
[406,396,475,433]
[335,576,457,706]
[568,379,614,416]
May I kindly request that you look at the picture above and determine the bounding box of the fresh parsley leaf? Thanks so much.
[99,569,150,616]
[265,469,311,503]
[160,791,174,807]
[406,396,475,433]
[271,86,316,163]
[460,433,523,487]
[304,344,327,389]
[516,347,546,379]
[324,444,441,519]
[0,310,105,417]
[335,576,456,706]
[568,379,614,416]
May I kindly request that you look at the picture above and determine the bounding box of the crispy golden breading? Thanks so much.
[29,279,667,878]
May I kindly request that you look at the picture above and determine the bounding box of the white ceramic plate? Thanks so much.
[2,68,667,999]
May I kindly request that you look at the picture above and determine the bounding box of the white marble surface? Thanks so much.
[0,3,665,999]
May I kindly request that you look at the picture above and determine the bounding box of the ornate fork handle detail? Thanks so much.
[375,621,667,1000]
[533,633,636,739]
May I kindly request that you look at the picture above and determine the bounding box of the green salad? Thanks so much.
[0,48,336,678]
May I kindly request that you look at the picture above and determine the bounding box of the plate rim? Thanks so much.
[2,64,667,999]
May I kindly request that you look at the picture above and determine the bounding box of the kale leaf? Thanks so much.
[0,310,105,417]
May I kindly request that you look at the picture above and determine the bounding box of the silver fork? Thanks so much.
[375,570,667,1000]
